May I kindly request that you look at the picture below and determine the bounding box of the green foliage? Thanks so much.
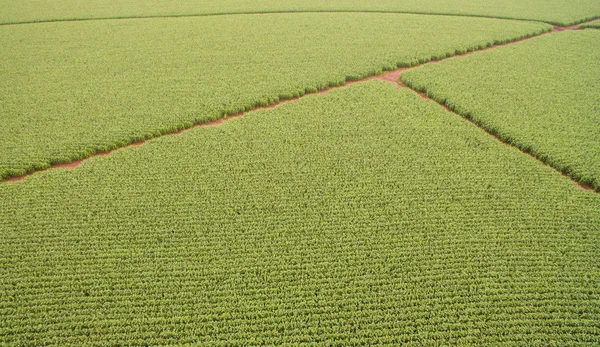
[402,30,600,191]
[0,0,598,25]
[1,82,598,345]
[580,20,600,28]
[0,13,551,181]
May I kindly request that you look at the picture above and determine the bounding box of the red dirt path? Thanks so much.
[3,18,597,191]
[375,22,595,192]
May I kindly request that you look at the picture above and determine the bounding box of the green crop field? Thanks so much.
[1,1,599,345]
[402,30,600,191]
[1,82,599,345]
[0,0,598,26]
[0,13,551,181]
[580,20,600,29]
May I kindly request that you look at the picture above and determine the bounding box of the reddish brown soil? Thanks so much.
[5,175,27,183]
[372,32,595,192]
[4,162,84,183]
[561,172,593,191]
[553,23,583,32]
[375,68,405,83]
[3,18,598,190]
[4,142,147,182]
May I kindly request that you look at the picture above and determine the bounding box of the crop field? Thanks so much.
[0,14,551,181]
[1,1,599,346]
[402,30,600,190]
[1,82,599,345]
[580,20,600,29]
[1,0,599,26]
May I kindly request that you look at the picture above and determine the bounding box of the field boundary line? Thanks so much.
[392,77,596,193]
[389,27,598,193]
[0,10,598,27]
[3,19,598,188]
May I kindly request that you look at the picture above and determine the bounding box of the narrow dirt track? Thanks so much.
[381,72,594,192]
[374,22,596,192]
[4,18,598,191]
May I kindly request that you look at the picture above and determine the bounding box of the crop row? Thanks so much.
[0,0,598,26]
[579,20,600,29]
[0,13,552,181]
[401,29,600,191]
[1,82,598,345]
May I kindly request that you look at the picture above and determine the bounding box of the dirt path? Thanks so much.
[4,18,598,191]
[373,22,595,192]
[383,75,594,192]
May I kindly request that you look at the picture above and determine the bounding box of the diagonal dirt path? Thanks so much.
[382,76,594,192]
[4,18,598,191]
[374,24,596,192]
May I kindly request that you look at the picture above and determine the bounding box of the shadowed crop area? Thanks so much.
[0,0,598,26]
[1,82,598,345]
[402,30,600,191]
[0,13,551,181]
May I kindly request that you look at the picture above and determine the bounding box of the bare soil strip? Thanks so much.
[383,24,597,192]
[4,18,598,188]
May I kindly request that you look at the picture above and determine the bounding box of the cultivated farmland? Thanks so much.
[580,20,600,29]
[1,1,599,346]
[402,30,600,190]
[0,13,551,181]
[0,0,598,26]
[1,82,599,345]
